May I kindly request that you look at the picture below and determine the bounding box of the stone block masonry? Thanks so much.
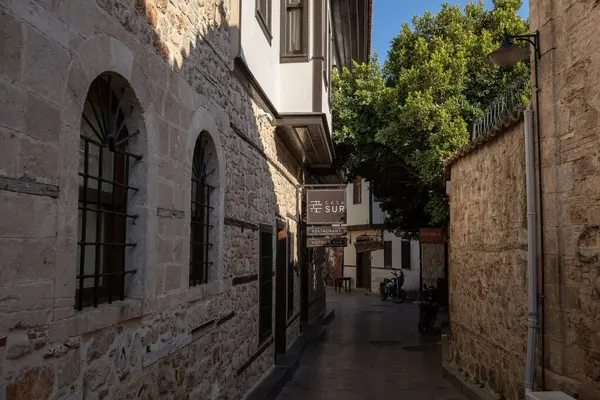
[447,118,529,400]
[0,0,306,399]
[528,0,600,397]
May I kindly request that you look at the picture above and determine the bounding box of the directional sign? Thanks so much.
[307,237,348,248]
[307,226,347,236]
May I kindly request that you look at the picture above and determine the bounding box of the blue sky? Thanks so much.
[371,0,529,64]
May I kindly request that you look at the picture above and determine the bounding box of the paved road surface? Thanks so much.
[277,289,465,400]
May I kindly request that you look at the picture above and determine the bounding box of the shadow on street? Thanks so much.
[277,288,465,400]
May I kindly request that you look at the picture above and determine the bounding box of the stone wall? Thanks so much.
[530,0,600,396]
[447,118,528,399]
[421,243,445,288]
[0,0,306,399]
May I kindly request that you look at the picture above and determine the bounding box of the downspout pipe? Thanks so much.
[524,104,539,393]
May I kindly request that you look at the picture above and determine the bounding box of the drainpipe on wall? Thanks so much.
[524,104,539,393]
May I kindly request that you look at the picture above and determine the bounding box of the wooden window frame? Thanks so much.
[259,224,274,343]
[353,176,362,204]
[280,0,309,63]
[323,8,332,90]
[384,241,392,269]
[401,241,411,270]
[256,0,273,45]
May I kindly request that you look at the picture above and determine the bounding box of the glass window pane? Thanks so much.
[287,8,302,53]
[76,206,104,288]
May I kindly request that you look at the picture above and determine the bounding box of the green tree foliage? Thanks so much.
[332,0,529,238]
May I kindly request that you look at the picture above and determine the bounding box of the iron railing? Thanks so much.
[470,77,531,141]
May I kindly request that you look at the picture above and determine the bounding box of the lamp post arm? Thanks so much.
[508,32,541,60]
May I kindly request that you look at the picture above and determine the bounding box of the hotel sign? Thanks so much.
[307,237,348,248]
[306,189,346,225]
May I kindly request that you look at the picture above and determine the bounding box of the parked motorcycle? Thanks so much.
[378,269,406,303]
[416,284,439,334]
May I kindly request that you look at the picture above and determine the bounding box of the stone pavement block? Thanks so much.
[276,289,465,400]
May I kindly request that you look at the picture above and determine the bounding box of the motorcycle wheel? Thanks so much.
[418,312,431,335]
[392,290,406,304]
[379,287,388,301]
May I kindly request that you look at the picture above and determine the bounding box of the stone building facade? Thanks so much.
[530,0,600,396]
[0,0,370,399]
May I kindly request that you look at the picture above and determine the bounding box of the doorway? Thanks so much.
[275,220,288,357]
[356,251,371,290]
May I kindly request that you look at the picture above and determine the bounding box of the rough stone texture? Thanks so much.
[6,366,54,400]
[528,0,600,397]
[447,120,528,399]
[421,243,445,288]
[0,0,309,398]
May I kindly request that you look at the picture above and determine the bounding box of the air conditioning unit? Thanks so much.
[526,392,575,400]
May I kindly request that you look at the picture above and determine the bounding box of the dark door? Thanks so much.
[275,221,288,356]
[356,251,371,289]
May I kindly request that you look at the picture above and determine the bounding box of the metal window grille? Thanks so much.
[259,226,273,342]
[287,231,295,318]
[190,136,215,286]
[77,73,141,310]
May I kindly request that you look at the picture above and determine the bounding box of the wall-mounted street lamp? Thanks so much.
[486,28,545,395]
[486,29,540,67]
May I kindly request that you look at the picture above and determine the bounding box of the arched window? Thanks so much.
[76,73,142,310]
[190,133,216,286]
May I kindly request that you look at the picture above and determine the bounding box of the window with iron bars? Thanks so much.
[76,73,141,310]
[190,134,215,286]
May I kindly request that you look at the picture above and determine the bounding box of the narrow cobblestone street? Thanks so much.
[277,289,465,400]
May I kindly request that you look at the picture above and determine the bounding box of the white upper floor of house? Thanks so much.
[346,176,386,226]
[231,0,372,182]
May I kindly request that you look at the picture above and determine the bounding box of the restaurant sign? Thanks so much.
[419,227,444,244]
[307,237,348,248]
[306,189,346,225]
[307,226,347,236]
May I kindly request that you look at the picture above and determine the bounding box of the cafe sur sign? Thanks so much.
[306,189,347,225]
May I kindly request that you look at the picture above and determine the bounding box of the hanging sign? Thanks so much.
[307,237,348,248]
[354,240,384,253]
[306,189,346,225]
[307,226,347,236]
[419,227,444,244]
